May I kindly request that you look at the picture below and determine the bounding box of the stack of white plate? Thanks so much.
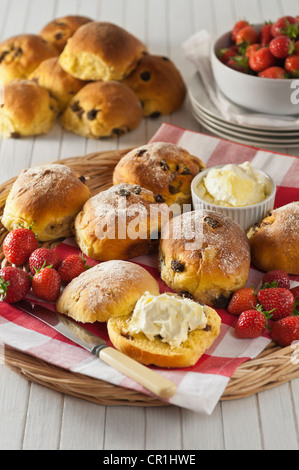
[188,73,299,149]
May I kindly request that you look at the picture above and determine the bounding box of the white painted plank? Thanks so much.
[104,406,145,450]
[145,406,182,450]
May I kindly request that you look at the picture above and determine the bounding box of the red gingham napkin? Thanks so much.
[0,123,298,415]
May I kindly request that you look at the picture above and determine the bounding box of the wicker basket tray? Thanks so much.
[0,148,298,407]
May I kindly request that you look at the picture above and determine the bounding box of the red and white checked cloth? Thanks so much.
[0,123,298,415]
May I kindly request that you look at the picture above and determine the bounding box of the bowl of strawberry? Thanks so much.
[211,15,299,115]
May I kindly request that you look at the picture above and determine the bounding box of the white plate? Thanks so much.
[191,110,299,149]
[188,73,299,133]
[191,105,299,144]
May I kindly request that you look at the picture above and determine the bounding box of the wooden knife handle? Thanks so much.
[99,347,177,399]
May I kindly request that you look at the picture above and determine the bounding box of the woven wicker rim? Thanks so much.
[0,148,298,407]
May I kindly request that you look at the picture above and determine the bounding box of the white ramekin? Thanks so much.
[191,165,276,232]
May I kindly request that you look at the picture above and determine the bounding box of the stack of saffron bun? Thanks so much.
[0,15,187,139]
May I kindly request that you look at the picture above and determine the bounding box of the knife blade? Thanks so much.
[15,300,177,399]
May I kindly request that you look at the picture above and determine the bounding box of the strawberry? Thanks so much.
[235,25,258,46]
[258,66,287,79]
[285,54,299,76]
[293,40,299,54]
[259,22,273,47]
[58,254,88,285]
[249,47,276,72]
[3,228,38,266]
[271,16,297,38]
[261,270,290,289]
[29,248,61,274]
[218,47,238,64]
[231,20,249,42]
[269,35,295,58]
[235,308,268,339]
[257,287,295,321]
[270,316,299,347]
[245,43,261,58]
[290,286,299,303]
[0,267,31,303]
[32,266,61,302]
[228,287,257,315]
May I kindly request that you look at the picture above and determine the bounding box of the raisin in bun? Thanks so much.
[107,300,221,368]
[247,202,299,275]
[2,164,91,241]
[39,15,93,53]
[0,34,58,84]
[0,79,59,138]
[61,81,142,139]
[74,183,170,261]
[113,142,205,207]
[29,57,87,112]
[59,22,147,81]
[123,54,186,117]
[56,260,160,323]
[159,210,251,308]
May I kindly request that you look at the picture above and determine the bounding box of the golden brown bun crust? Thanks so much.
[56,261,160,323]
[2,163,91,241]
[247,202,299,275]
[0,34,58,84]
[40,15,93,53]
[59,22,148,81]
[123,54,186,117]
[113,142,205,206]
[74,183,168,261]
[61,80,142,139]
[159,210,251,308]
[29,57,88,111]
[0,79,59,138]
[107,305,221,368]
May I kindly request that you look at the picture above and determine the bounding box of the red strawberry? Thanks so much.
[29,248,61,274]
[235,309,267,339]
[228,287,257,315]
[3,228,38,266]
[0,267,31,303]
[32,266,61,302]
[218,47,238,64]
[269,35,295,58]
[259,22,273,47]
[262,270,290,289]
[257,287,295,321]
[245,43,261,58]
[270,316,299,347]
[58,254,88,285]
[231,20,249,42]
[235,25,258,45]
[258,66,287,79]
[249,47,276,72]
[290,286,299,303]
[271,16,297,38]
[293,40,299,54]
[285,54,299,76]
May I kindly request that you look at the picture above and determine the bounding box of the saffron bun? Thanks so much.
[39,15,93,53]
[123,54,186,117]
[0,79,59,138]
[0,34,58,84]
[58,21,147,81]
[2,163,91,241]
[60,80,142,139]
[29,57,87,111]
[159,210,251,308]
[56,261,160,323]
[113,142,205,207]
[107,303,221,368]
[247,202,299,275]
[74,183,170,261]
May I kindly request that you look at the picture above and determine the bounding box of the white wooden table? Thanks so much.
[0,0,298,451]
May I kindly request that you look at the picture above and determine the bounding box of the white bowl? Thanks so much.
[211,25,299,115]
[191,165,276,232]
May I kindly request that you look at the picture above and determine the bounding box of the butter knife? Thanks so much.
[15,300,177,399]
